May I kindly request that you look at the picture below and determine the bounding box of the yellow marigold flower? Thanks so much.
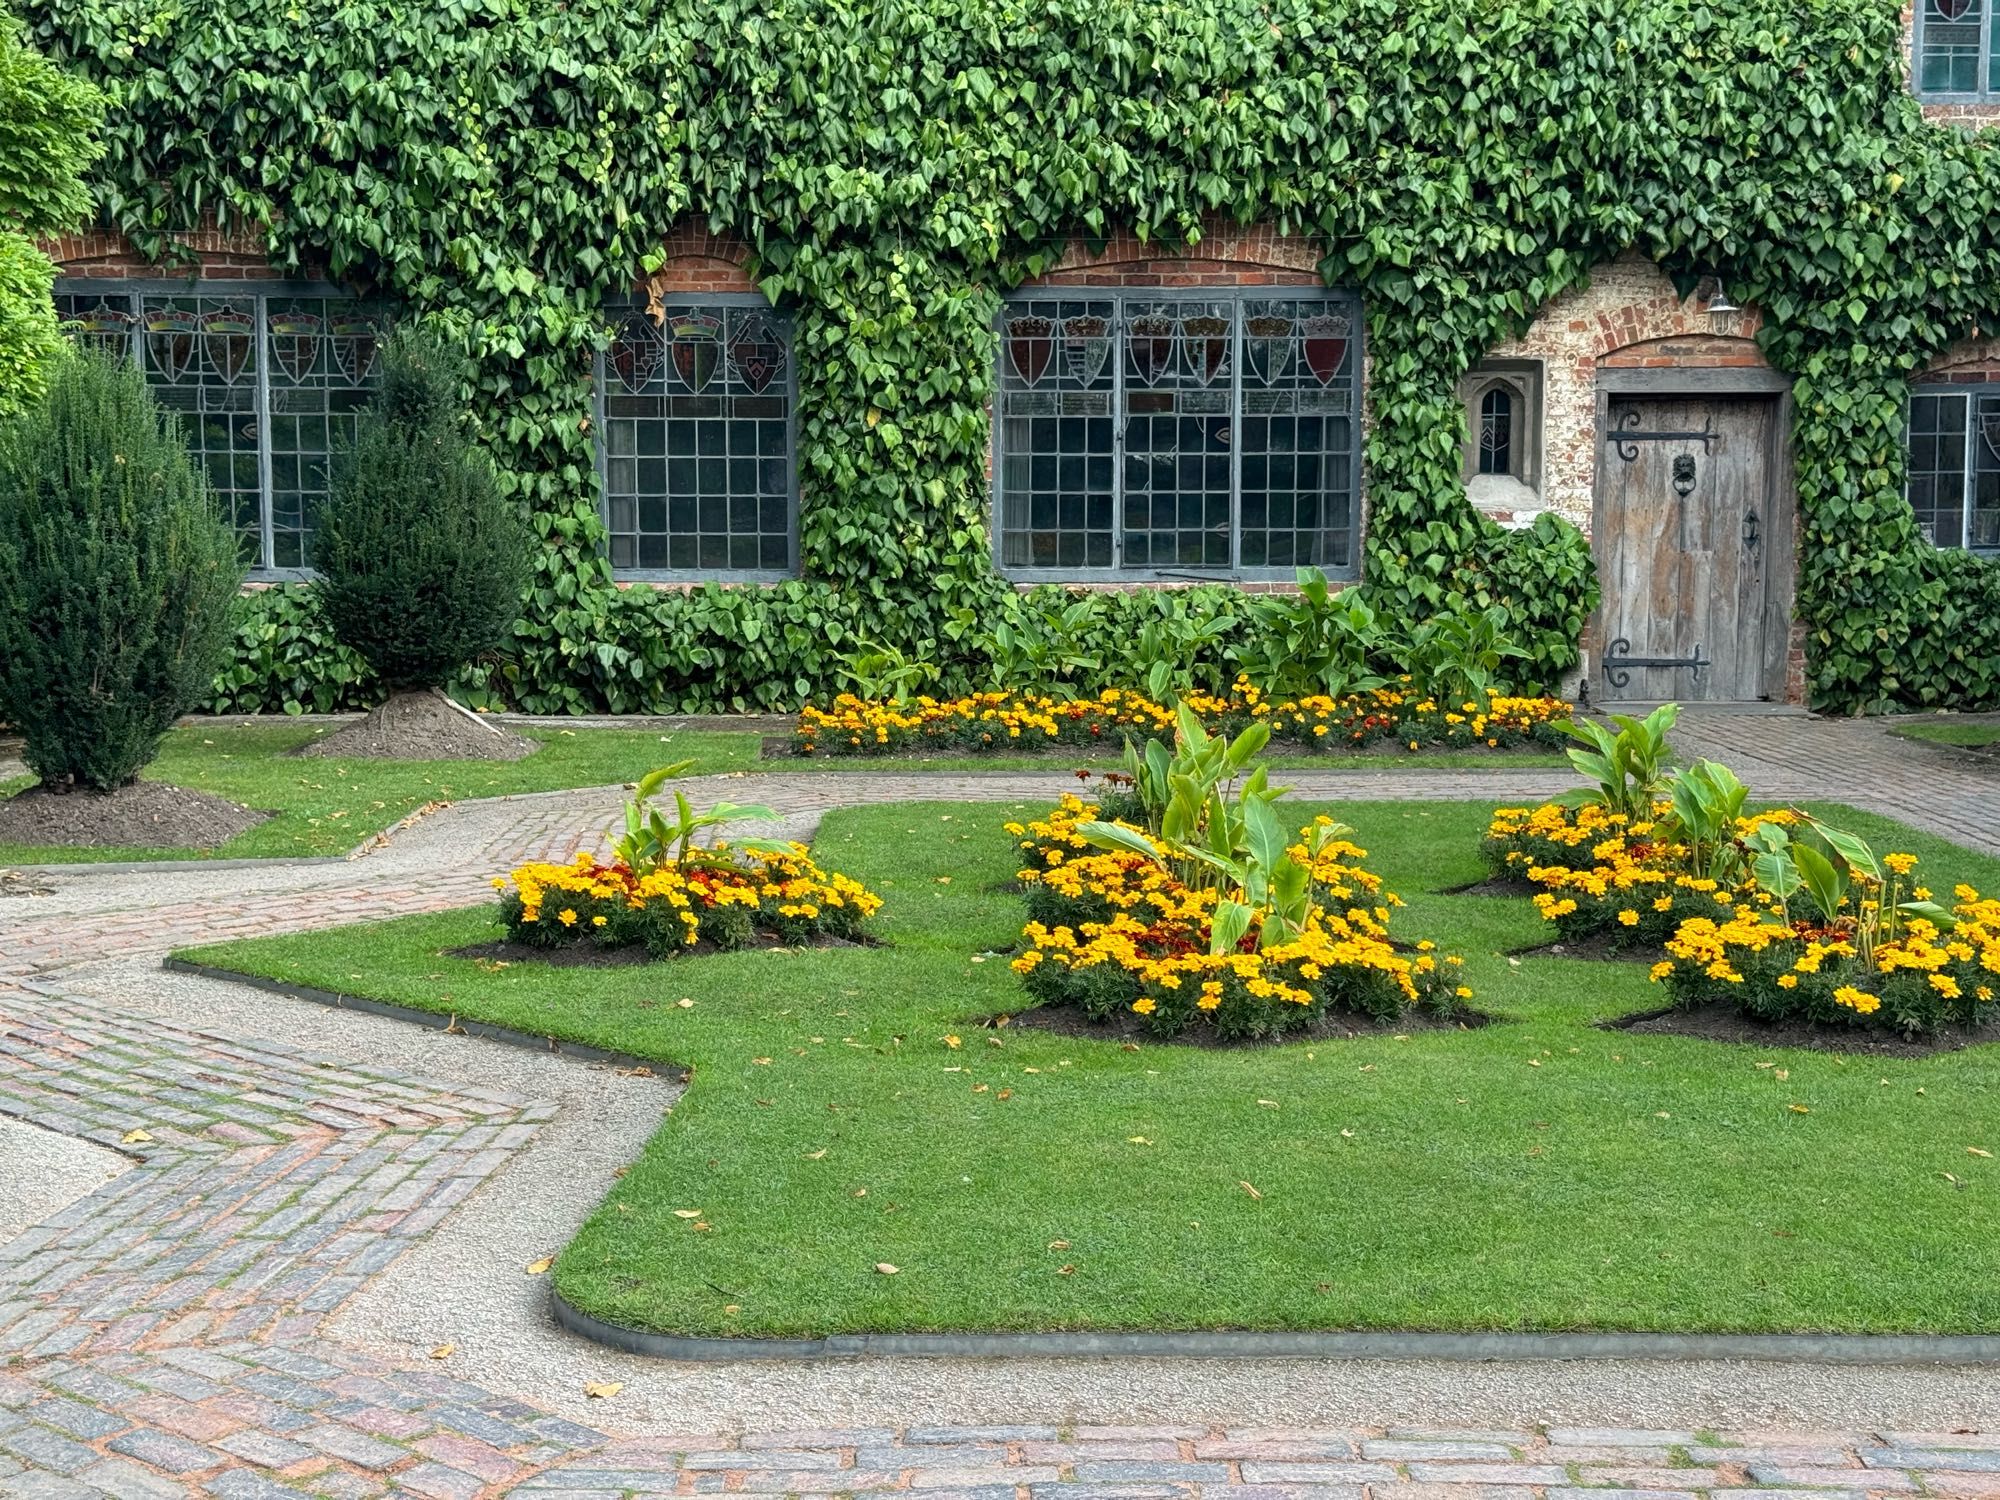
[1132,997,1157,1016]
[1617,909,1640,927]
[1885,852,1918,875]
[1649,961,1673,982]
[1777,972,1798,989]
[1832,985,1881,1014]
[557,909,578,927]
[1931,973,1962,999]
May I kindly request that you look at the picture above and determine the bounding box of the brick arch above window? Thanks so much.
[1598,333,1771,370]
[641,226,762,301]
[1026,223,1327,288]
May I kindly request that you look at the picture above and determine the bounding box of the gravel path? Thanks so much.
[3,709,2000,1496]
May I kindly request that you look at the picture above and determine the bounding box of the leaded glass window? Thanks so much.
[1478,387,1515,477]
[53,284,384,573]
[597,300,795,576]
[994,290,1361,579]
[1915,0,2000,98]
[1906,389,2000,551]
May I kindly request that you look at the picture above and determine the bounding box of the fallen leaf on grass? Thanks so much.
[1057,1264,1075,1276]
[874,1262,899,1275]
[1048,1239,1071,1250]
[676,998,695,1009]
[941,1035,962,1049]
[525,1257,553,1275]
[1126,1136,1153,1145]
[1788,1104,1810,1114]
[429,1344,454,1359]
[1238,1181,1263,1200]
[673,1209,703,1219]
[583,1381,622,1399]
[1256,1099,1280,1109]
[1970,1147,1994,1158]
[804,1148,829,1160]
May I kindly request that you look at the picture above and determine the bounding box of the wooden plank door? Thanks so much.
[1595,395,1778,702]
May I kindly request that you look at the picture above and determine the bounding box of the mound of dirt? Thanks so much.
[297,690,537,762]
[0,780,269,850]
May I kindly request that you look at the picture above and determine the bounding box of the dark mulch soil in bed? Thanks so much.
[1509,928,1654,963]
[298,689,538,762]
[1442,872,1536,897]
[993,1002,1490,1049]
[0,780,269,850]
[449,931,882,968]
[1607,1000,2000,1057]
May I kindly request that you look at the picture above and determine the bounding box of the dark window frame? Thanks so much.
[1905,383,2000,552]
[594,293,800,584]
[1913,0,1999,101]
[990,286,1366,584]
[53,277,383,580]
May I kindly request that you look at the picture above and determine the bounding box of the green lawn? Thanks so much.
[1891,720,2000,750]
[0,722,759,864]
[0,723,1563,865]
[178,796,2000,1338]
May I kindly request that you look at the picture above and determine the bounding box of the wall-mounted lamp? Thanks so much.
[1700,276,1741,316]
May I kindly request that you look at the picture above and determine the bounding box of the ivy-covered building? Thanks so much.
[28,0,2000,715]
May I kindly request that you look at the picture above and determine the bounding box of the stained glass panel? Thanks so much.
[1919,0,1987,94]
[54,286,384,571]
[600,303,794,574]
[994,290,1360,577]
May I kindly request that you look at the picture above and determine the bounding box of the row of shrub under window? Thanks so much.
[54,283,2000,578]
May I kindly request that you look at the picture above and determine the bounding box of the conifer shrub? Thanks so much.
[311,329,529,692]
[0,349,242,790]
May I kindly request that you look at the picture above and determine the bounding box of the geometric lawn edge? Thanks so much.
[164,955,2000,1369]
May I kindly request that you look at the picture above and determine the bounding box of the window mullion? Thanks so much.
[254,294,276,572]
[1112,295,1126,574]
[1966,392,1980,549]
[1228,294,1244,575]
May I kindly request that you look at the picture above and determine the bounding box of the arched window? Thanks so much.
[1477,386,1514,477]
[1458,362,1543,493]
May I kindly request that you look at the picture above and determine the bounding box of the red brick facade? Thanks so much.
[39,224,292,281]
[1598,333,1769,370]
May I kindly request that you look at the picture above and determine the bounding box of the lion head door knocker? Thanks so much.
[1671,452,1697,498]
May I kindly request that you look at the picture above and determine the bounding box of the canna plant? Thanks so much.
[1659,758,1750,882]
[610,761,790,876]
[832,638,939,705]
[1561,702,1678,818]
[1749,816,1957,969]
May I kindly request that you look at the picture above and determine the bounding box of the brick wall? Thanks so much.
[1920,333,2000,382]
[640,225,760,303]
[1482,254,1766,533]
[42,224,295,281]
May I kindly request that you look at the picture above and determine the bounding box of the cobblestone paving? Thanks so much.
[3,712,1999,1495]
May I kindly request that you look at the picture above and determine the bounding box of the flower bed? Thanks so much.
[495,844,883,959]
[1006,795,1469,1040]
[1653,860,2000,1035]
[793,682,1570,757]
[1484,798,2000,1037]
[1482,801,1798,950]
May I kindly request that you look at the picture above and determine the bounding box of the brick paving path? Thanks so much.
[2,711,1999,1496]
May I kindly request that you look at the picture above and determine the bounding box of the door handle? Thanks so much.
[1743,509,1761,550]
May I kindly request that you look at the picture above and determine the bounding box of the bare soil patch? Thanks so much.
[0,780,268,850]
[994,1002,1489,1049]
[298,689,537,762]
[1608,1000,2000,1057]
[1442,872,1536,897]
[448,931,882,968]
[1510,928,1652,962]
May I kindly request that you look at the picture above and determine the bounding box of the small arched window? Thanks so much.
[1458,362,1542,494]
[1477,386,1515,477]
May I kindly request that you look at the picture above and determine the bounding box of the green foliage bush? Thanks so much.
[0,351,241,788]
[312,330,531,693]
[0,25,103,419]
[32,0,2000,713]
